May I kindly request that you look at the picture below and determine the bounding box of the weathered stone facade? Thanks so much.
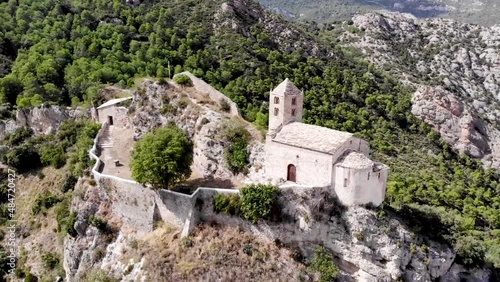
[96,97,132,127]
[265,79,388,206]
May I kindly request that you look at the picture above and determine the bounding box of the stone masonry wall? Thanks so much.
[333,165,387,207]
[265,139,333,186]
[97,106,130,128]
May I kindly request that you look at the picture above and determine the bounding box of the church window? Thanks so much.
[274,107,279,116]
[274,97,279,104]
[291,109,296,116]
[292,97,296,105]
[344,178,348,187]
[367,173,370,180]
[378,173,381,179]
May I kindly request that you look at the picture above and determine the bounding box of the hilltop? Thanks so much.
[0,0,499,280]
[259,0,500,26]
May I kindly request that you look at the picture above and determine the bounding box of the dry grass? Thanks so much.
[124,223,311,282]
[11,166,67,278]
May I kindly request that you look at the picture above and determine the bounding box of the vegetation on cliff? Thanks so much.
[131,125,193,189]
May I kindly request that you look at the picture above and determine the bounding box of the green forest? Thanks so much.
[0,0,499,273]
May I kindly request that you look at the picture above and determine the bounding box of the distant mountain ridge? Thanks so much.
[258,0,500,26]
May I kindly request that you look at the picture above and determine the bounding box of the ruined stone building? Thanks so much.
[95,97,132,128]
[265,79,388,206]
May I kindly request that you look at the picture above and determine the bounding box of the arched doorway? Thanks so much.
[287,164,296,182]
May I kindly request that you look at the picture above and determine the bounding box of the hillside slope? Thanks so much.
[0,0,500,279]
[258,0,500,26]
[336,11,500,167]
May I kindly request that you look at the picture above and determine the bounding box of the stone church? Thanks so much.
[265,79,388,207]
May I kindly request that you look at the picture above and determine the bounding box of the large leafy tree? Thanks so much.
[130,125,193,189]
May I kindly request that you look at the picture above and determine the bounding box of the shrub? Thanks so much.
[219,98,231,112]
[131,125,193,189]
[222,122,250,173]
[84,269,119,282]
[214,193,241,215]
[177,99,187,109]
[225,139,249,174]
[6,127,33,145]
[173,74,192,86]
[240,184,279,223]
[89,216,107,231]
[307,246,339,282]
[5,144,41,173]
[55,198,78,237]
[243,244,253,256]
[158,78,167,85]
[455,235,486,266]
[32,193,61,214]
[160,104,176,115]
[39,143,66,168]
[65,212,78,237]
[61,174,78,192]
[41,252,59,269]
[181,236,193,248]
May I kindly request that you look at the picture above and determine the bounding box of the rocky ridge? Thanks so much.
[216,0,322,56]
[339,11,500,168]
[64,177,494,281]
[130,79,253,181]
[0,105,91,140]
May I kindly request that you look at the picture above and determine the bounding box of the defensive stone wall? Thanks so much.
[88,121,240,236]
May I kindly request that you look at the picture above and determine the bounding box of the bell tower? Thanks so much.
[268,78,304,134]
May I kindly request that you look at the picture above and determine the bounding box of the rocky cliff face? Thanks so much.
[0,105,91,140]
[216,0,322,56]
[131,79,254,181]
[64,178,493,281]
[338,11,500,167]
[200,187,492,281]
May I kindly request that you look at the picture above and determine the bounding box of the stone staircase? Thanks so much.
[98,125,114,148]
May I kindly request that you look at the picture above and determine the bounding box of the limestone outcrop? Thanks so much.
[411,86,500,167]
[0,105,91,140]
[131,79,246,181]
[63,179,492,281]
[339,11,500,168]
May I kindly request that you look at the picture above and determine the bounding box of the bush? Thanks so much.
[39,143,66,168]
[219,98,231,112]
[307,246,340,282]
[69,122,101,176]
[131,125,193,189]
[173,74,192,86]
[158,78,167,85]
[6,127,33,145]
[89,216,107,231]
[226,139,249,174]
[25,272,37,282]
[83,270,119,282]
[32,193,61,215]
[55,198,78,237]
[181,236,193,248]
[240,184,279,223]
[5,144,41,173]
[214,193,241,215]
[41,252,59,269]
[61,174,78,192]
[177,99,187,109]
[455,235,486,266]
[222,122,250,173]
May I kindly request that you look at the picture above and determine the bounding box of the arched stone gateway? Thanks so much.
[287,164,296,182]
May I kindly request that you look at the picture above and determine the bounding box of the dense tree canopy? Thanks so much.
[131,125,193,189]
